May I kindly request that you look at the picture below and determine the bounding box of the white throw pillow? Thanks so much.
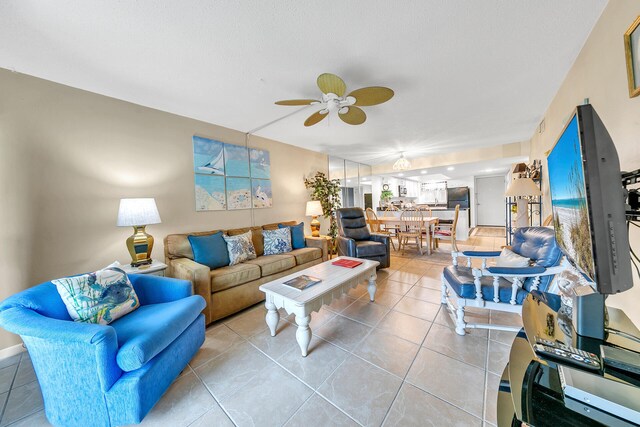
[496,248,530,268]
[52,262,140,324]
[223,230,257,265]
[263,228,292,255]
[496,248,531,282]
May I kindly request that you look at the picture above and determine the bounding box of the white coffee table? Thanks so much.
[259,256,379,357]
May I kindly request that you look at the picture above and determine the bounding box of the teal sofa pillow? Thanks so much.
[188,232,230,269]
[278,222,306,249]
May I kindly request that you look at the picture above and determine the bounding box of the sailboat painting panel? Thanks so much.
[224,144,250,177]
[193,136,225,175]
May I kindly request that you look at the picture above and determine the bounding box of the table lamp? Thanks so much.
[117,198,162,267]
[505,178,542,228]
[305,200,324,237]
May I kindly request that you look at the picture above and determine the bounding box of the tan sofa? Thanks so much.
[164,221,328,325]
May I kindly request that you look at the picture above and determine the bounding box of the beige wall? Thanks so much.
[528,1,640,324]
[0,69,327,350]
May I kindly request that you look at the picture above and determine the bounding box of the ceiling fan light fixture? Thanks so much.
[392,153,411,171]
[276,73,393,127]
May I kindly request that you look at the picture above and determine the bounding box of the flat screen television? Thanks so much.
[547,104,632,295]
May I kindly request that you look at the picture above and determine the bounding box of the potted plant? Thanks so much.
[303,172,342,239]
[380,189,394,204]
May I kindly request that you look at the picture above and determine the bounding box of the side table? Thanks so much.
[120,259,168,276]
[305,235,334,260]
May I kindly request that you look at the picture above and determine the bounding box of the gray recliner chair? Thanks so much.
[336,207,390,269]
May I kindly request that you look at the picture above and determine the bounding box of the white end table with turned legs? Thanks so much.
[258,257,379,357]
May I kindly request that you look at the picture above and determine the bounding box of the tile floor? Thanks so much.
[0,234,521,427]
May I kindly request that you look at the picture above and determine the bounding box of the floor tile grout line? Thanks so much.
[254,332,361,427]
[482,319,492,423]
[379,302,438,426]
[189,361,239,427]
[0,352,23,425]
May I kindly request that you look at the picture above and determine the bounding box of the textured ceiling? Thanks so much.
[0,1,607,164]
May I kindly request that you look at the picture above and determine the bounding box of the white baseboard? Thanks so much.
[0,343,26,360]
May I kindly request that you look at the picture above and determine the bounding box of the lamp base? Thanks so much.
[126,225,155,267]
[515,198,530,228]
[310,216,321,237]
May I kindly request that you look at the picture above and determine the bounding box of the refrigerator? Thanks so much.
[447,187,470,209]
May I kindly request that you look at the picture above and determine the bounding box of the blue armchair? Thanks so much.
[0,274,206,427]
[441,227,564,335]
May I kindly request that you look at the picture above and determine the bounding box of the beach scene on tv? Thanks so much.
[547,116,595,280]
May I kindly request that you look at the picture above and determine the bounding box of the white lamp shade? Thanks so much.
[117,198,162,226]
[305,200,323,216]
[505,177,542,197]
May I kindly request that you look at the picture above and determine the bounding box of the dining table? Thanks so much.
[366,216,439,255]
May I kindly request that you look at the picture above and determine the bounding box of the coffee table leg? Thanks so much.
[265,300,279,337]
[295,314,311,357]
[367,273,377,302]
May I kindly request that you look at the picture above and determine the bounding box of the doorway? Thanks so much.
[475,175,506,226]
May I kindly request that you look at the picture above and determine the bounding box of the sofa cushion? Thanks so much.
[110,295,205,372]
[188,232,230,269]
[263,228,292,255]
[52,264,140,325]
[443,265,529,305]
[289,247,322,265]
[355,241,386,258]
[278,223,306,249]
[245,254,296,277]
[227,226,264,257]
[210,263,261,292]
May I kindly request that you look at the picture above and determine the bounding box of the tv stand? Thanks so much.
[497,291,640,426]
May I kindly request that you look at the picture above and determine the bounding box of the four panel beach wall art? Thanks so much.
[192,136,272,211]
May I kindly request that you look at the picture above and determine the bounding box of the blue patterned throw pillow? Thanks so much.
[52,262,140,325]
[278,222,306,249]
[223,230,257,265]
[263,228,293,255]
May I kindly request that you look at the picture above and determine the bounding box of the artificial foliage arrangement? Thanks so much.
[304,172,342,238]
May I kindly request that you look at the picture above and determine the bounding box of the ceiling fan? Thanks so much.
[275,73,394,126]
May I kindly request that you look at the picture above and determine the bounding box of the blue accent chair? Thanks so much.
[0,274,206,427]
[441,227,564,335]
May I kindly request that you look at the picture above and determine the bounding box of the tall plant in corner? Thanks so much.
[304,172,342,238]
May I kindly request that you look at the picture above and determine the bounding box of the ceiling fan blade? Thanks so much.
[339,106,367,125]
[275,99,318,106]
[317,73,346,96]
[348,87,394,106]
[304,110,329,127]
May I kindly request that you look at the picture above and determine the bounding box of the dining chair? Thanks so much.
[365,208,396,250]
[417,205,435,244]
[432,204,460,252]
[398,210,424,255]
[417,205,432,215]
